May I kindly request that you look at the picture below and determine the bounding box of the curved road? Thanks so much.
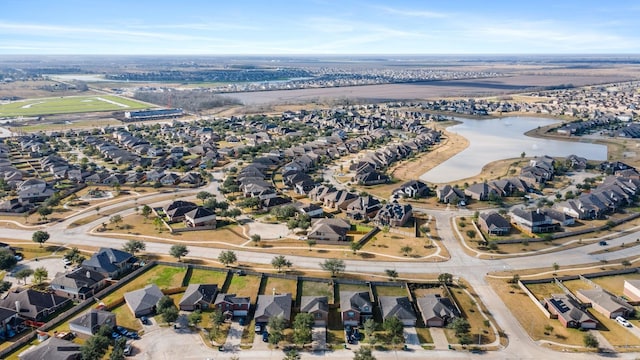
[6,181,640,359]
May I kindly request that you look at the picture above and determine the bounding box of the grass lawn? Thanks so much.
[589,310,640,348]
[0,95,148,117]
[226,274,261,301]
[525,282,563,301]
[301,281,333,301]
[188,268,229,286]
[262,277,297,298]
[591,273,640,295]
[111,303,143,331]
[374,285,408,297]
[415,326,433,344]
[100,265,186,306]
[488,278,586,346]
[241,318,256,347]
[448,285,496,345]
[337,283,369,293]
[561,279,594,295]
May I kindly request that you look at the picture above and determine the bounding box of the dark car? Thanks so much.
[599,241,608,246]
[262,332,269,342]
[255,324,262,333]
[140,316,150,325]
[239,317,246,326]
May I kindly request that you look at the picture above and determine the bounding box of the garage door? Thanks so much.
[234,310,248,317]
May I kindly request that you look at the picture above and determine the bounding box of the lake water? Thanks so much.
[420,117,608,183]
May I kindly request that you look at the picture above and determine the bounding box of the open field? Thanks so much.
[0,95,148,117]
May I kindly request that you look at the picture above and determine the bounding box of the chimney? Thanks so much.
[15,301,20,313]
[86,271,91,279]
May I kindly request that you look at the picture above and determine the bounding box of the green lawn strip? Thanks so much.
[188,268,228,286]
[374,285,408,297]
[0,95,148,117]
[300,281,333,301]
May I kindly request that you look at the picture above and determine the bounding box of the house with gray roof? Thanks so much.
[81,247,135,279]
[124,284,164,318]
[307,218,351,242]
[0,289,70,322]
[576,288,634,319]
[69,309,116,338]
[340,291,372,326]
[379,296,417,326]
[179,284,218,311]
[509,208,558,233]
[50,268,107,300]
[254,294,292,325]
[478,212,511,236]
[544,294,598,329]
[300,296,329,326]
[18,337,81,360]
[416,294,460,327]
[184,207,216,228]
[374,202,412,227]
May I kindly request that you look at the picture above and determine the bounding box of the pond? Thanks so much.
[420,117,607,183]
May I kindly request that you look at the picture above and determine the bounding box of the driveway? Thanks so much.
[403,327,421,350]
[131,323,216,360]
[5,257,67,286]
[312,326,326,351]
[224,319,244,352]
[429,327,449,350]
[252,326,270,350]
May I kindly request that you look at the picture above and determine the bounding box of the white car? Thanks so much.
[616,316,632,327]
[63,257,72,266]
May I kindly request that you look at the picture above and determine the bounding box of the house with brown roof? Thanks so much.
[179,284,218,311]
[300,296,329,326]
[50,268,107,300]
[340,291,372,326]
[544,294,598,329]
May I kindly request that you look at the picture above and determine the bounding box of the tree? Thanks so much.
[306,239,316,251]
[509,274,520,284]
[81,333,110,360]
[268,315,285,346]
[622,260,632,268]
[383,316,404,345]
[110,337,126,360]
[109,215,123,229]
[197,191,212,204]
[37,206,52,222]
[271,255,292,273]
[350,242,361,254]
[0,249,17,270]
[153,217,164,232]
[251,234,261,246]
[448,317,471,337]
[169,244,189,261]
[320,258,345,277]
[466,230,476,239]
[15,268,34,284]
[438,273,453,285]
[385,269,398,281]
[552,262,560,273]
[363,318,377,344]
[0,281,11,293]
[583,332,599,348]
[353,346,376,360]
[218,250,237,267]
[141,205,152,220]
[32,230,50,247]
[400,246,413,256]
[292,312,314,345]
[123,240,146,255]
[188,310,203,327]
[283,348,301,360]
[162,306,179,324]
[32,267,48,285]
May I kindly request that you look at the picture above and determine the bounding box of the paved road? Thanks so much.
[7,178,640,359]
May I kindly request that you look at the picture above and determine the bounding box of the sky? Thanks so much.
[1,0,639,55]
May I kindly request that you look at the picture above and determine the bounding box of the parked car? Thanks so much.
[140,316,150,325]
[599,241,608,246]
[123,343,132,356]
[63,257,72,266]
[616,316,632,327]
[239,317,246,326]
[262,331,269,342]
[255,324,262,333]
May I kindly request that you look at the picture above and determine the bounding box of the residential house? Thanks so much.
[124,284,164,318]
[375,203,412,227]
[392,180,430,199]
[179,284,218,311]
[184,207,216,228]
[323,190,357,210]
[436,185,466,205]
[297,203,324,218]
[464,182,501,201]
[300,296,329,326]
[478,212,511,236]
[416,294,460,327]
[164,200,198,222]
[0,289,70,321]
[544,294,598,329]
[379,296,417,326]
[509,208,558,233]
[214,294,250,319]
[346,196,382,220]
[261,196,292,210]
[575,289,634,319]
[18,337,81,360]
[340,291,373,326]
[254,294,292,325]
[307,218,351,242]
[355,171,390,186]
[69,309,116,338]
[81,248,135,279]
[50,268,107,300]
[624,280,640,302]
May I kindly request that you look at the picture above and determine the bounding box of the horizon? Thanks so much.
[3,0,640,55]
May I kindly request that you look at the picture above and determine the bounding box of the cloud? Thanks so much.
[376,5,447,19]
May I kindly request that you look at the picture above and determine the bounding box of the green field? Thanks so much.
[0,95,149,117]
